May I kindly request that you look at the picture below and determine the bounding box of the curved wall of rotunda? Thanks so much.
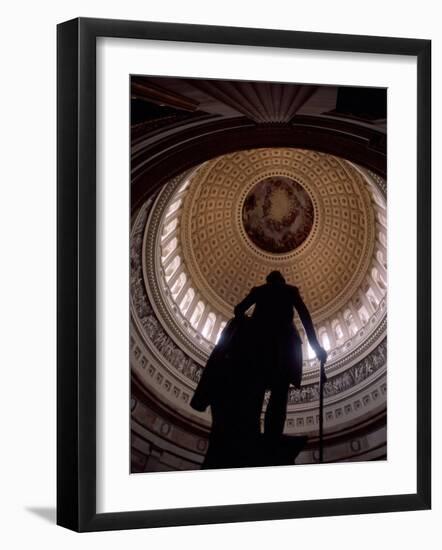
[131,148,387,473]
[129,64,387,475]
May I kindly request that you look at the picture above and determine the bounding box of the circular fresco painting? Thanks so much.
[242,176,314,254]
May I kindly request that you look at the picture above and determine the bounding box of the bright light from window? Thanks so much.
[321,331,330,351]
[162,218,178,239]
[215,322,227,344]
[171,273,186,298]
[165,255,180,279]
[306,343,315,359]
[167,198,182,215]
[180,287,194,314]
[162,237,177,259]
[344,310,357,336]
[190,301,204,328]
[202,313,216,340]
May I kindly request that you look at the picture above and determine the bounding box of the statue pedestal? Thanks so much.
[259,435,308,467]
[202,434,308,470]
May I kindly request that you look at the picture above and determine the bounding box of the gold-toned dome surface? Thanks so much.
[242,175,314,253]
[179,148,376,322]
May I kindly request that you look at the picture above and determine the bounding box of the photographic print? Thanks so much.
[57,19,430,530]
[130,77,387,473]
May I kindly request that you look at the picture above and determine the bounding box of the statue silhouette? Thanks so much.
[191,271,327,469]
[234,270,327,439]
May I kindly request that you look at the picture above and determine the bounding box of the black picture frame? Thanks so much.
[57,17,431,532]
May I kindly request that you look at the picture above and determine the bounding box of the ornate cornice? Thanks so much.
[131,115,386,212]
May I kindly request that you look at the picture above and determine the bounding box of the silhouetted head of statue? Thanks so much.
[266,270,286,285]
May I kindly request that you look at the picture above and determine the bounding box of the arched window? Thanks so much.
[372,191,385,209]
[377,212,387,228]
[372,267,387,291]
[358,306,369,326]
[167,198,182,215]
[171,273,186,298]
[180,287,195,314]
[343,309,357,336]
[366,288,379,310]
[164,255,181,280]
[332,319,344,342]
[177,179,190,193]
[162,218,178,239]
[378,231,387,248]
[202,312,216,340]
[162,237,177,260]
[376,250,387,269]
[319,328,331,351]
[190,301,204,328]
